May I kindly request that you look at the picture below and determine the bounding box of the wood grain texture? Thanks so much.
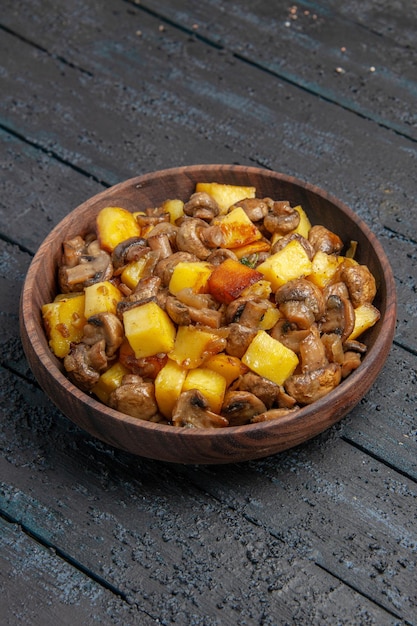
[20,165,397,464]
[1,0,416,621]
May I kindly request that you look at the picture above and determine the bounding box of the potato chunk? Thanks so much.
[196,182,256,215]
[242,330,299,386]
[169,325,226,369]
[92,361,130,404]
[257,240,313,290]
[207,258,263,304]
[42,293,86,358]
[155,359,187,418]
[97,206,141,252]
[182,367,227,414]
[213,207,263,248]
[168,261,213,295]
[348,303,381,340]
[84,281,123,317]
[123,302,176,358]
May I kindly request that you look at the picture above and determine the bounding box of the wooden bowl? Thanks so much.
[20,165,397,464]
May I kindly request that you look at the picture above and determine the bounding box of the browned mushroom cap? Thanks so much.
[251,407,299,423]
[147,228,175,260]
[321,332,345,364]
[323,280,350,301]
[275,278,325,329]
[237,372,280,409]
[221,390,267,426]
[299,324,328,373]
[112,237,149,269]
[58,239,112,293]
[263,200,300,235]
[225,323,257,358]
[284,363,342,404]
[225,298,270,327]
[61,235,87,268]
[183,192,220,220]
[341,351,362,378]
[135,211,170,230]
[271,233,315,260]
[206,248,238,266]
[172,389,229,428]
[176,218,213,259]
[82,312,124,357]
[170,289,223,328]
[341,264,377,308]
[155,251,199,286]
[270,319,310,353]
[165,296,192,326]
[109,375,160,421]
[231,198,269,222]
[64,340,108,391]
[308,225,343,254]
[116,276,162,316]
[320,294,355,343]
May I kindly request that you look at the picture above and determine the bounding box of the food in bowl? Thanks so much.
[41,181,381,429]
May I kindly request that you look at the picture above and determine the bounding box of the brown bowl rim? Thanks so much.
[20,164,397,462]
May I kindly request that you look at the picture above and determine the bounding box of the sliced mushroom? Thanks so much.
[154,251,199,287]
[299,324,328,373]
[59,239,112,293]
[116,276,162,316]
[147,232,173,259]
[270,319,310,353]
[64,340,108,391]
[343,339,367,353]
[165,296,192,326]
[341,264,377,308]
[225,298,269,328]
[232,198,269,222]
[112,237,149,269]
[109,374,160,421]
[271,233,315,260]
[320,294,355,343]
[172,389,229,428]
[321,332,345,364]
[221,390,267,426]
[308,225,343,254]
[341,351,362,378]
[237,372,280,409]
[175,288,219,311]
[206,248,238,266]
[323,280,350,301]
[61,235,88,268]
[225,323,257,358]
[135,211,170,230]
[263,200,300,235]
[183,192,220,220]
[275,278,325,329]
[284,363,342,404]
[82,312,124,357]
[176,218,212,259]
[251,407,299,423]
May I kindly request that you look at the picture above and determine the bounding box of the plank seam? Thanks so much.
[314,560,408,623]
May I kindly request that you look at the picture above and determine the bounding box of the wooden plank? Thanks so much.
[0,130,103,252]
[0,517,148,625]
[118,0,417,139]
[179,439,417,623]
[341,344,417,480]
[0,2,416,235]
[0,373,404,624]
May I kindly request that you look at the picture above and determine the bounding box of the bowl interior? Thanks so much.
[20,165,397,464]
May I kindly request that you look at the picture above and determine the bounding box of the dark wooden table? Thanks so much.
[1,1,416,624]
